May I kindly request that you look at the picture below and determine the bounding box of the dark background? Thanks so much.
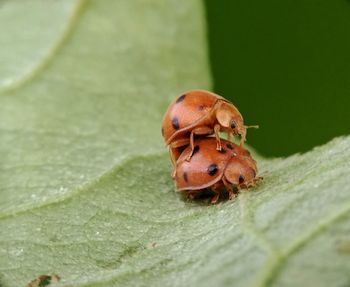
[205,0,350,157]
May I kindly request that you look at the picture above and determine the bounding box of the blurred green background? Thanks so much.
[205,0,350,157]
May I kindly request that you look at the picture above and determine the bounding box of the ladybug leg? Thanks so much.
[214,124,222,151]
[169,139,190,177]
[250,176,263,187]
[246,176,263,188]
[187,190,201,200]
[239,128,247,147]
[210,183,222,204]
[169,148,177,178]
[186,130,196,161]
[186,126,213,161]
[222,177,236,200]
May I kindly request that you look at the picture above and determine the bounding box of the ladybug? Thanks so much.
[162,90,250,164]
[174,137,259,203]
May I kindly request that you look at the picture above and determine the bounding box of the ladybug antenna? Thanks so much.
[244,125,259,129]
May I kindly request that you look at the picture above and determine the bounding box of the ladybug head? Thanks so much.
[224,157,257,188]
[215,101,246,141]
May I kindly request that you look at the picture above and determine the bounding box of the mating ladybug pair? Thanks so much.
[162,90,259,203]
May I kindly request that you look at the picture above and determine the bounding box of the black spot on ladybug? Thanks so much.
[172,117,180,130]
[183,172,188,182]
[176,94,186,103]
[239,175,245,184]
[192,145,200,156]
[207,164,218,176]
[218,148,226,154]
[226,143,234,150]
[161,127,164,136]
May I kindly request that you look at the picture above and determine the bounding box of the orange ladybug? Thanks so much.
[162,90,250,165]
[175,137,259,203]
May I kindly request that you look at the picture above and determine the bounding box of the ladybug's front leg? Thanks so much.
[214,124,222,151]
[210,182,223,204]
[169,148,178,179]
[222,177,236,200]
[169,139,190,177]
[239,128,246,147]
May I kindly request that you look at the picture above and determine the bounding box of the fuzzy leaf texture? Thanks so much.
[0,1,349,287]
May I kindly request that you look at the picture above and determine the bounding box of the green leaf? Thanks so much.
[0,1,349,287]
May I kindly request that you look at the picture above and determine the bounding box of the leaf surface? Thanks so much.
[0,1,349,287]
